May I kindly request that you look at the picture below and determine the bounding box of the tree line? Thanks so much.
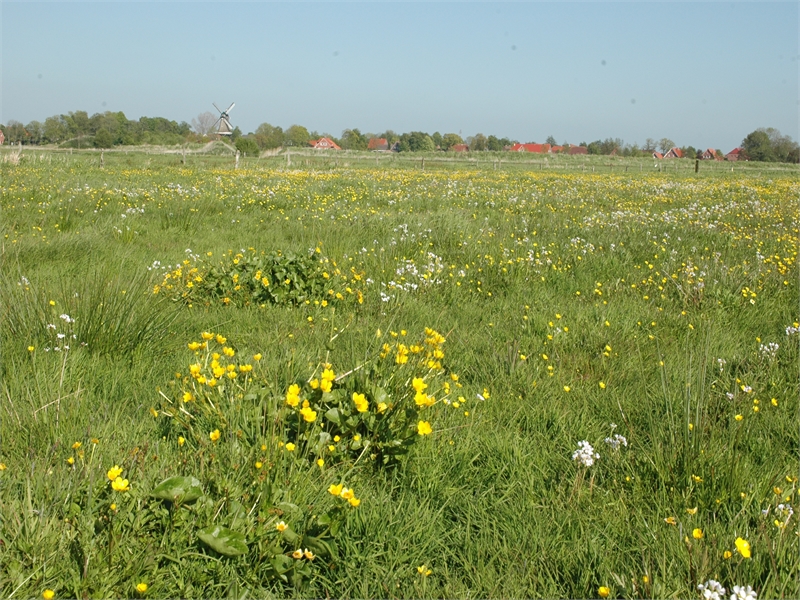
[2,109,797,163]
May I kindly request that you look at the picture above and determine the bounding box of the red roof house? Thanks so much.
[652,151,664,159]
[509,143,551,153]
[368,138,389,151]
[663,147,683,159]
[309,137,341,150]
[725,147,743,161]
[451,144,469,152]
[568,145,588,155]
[700,148,720,160]
[0,129,5,145]
[550,145,563,153]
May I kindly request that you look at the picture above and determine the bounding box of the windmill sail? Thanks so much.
[212,102,235,135]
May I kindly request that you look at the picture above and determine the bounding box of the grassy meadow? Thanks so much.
[0,149,798,599]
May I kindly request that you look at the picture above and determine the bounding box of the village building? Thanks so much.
[700,148,721,160]
[509,143,551,153]
[663,147,683,159]
[568,145,588,155]
[367,138,389,151]
[309,137,341,150]
[725,147,744,161]
[451,144,469,152]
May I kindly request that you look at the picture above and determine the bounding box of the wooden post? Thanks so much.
[235,150,240,169]
[287,151,291,167]
[695,159,699,173]
[421,158,425,170]
[182,145,186,165]
[100,150,104,168]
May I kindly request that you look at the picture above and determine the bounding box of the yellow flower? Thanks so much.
[28,346,35,352]
[417,565,432,576]
[340,487,354,499]
[692,528,703,539]
[149,407,158,418]
[598,381,606,389]
[417,421,432,435]
[686,507,698,515]
[412,377,428,393]
[66,457,75,465]
[253,353,262,361]
[598,586,610,598]
[178,436,185,447]
[209,429,221,442]
[201,331,214,340]
[691,475,702,483]
[292,549,303,559]
[352,392,369,413]
[348,497,361,507]
[107,465,123,481]
[71,441,82,450]
[285,442,296,452]
[111,477,130,492]
[723,550,732,559]
[182,392,193,403]
[43,590,55,600]
[275,521,287,532]
[735,414,744,421]
[664,516,677,526]
[328,483,344,496]
[316,458,324,467]
[300,406,317,423]
[563,386,571,393]
[304,549,315,560]
[320,379,332,393]
[255,461,263,469]
[735,537,751,558]
[215,334,226,344]
[187,341,201,351]
[136,583,148,594]
[377,402,388,413]
[0,463,6,471]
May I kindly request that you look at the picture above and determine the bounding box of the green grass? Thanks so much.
[0,150,798,599]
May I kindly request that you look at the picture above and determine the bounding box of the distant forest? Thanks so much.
[1,110,797,163]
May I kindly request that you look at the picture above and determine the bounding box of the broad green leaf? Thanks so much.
[325,407,341,426]
[197,525,248,557]
[151,476,203,503]
[371,385,389,405]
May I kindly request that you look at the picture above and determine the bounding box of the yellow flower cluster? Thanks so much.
[107,465,130,492]
[182,332,255,393]
[328,482,361,507]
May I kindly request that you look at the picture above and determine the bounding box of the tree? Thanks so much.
[235,137,259,156]
[340,128,368,150]
[255,123,284,149]
[658,138,675,153]
[643,138,656,152]
[25,121,44,144]
[469,133,488,151]
[44,116,68,144]
[545,135,557,146]
[192,112,216,136]
[741,128,800,163]
[680,146,697,159]
[4,120,27,144]
[284,125,311,147]
[441,133,464,150]
[94,128,114,148]
[231,126,242,142]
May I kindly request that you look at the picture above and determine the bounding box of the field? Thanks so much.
[0,149,798,599]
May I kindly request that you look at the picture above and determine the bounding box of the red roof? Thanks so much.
[550,145,563,153]
[309,137,342,150]
[726,147,741,155]
[663,147,683,158]
[568,145,587,155]
[368,138,388,151]
[451,144,469,152]
[509,143,550,153]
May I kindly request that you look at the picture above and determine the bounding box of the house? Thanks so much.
[509,143,551,153]
[663,147,683,159]
[550,145,563,154]
[652,152,664,159]
[451,144,469,152]
[725,147,743,161]
[368,138,389,151]
[0,129,4,145]
[700,148,720,160]
[568,145,588,155]
[309,137,341,150]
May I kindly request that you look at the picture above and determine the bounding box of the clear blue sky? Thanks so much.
[2,1,797,151]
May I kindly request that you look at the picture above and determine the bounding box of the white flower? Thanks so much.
[730,585,757,600]
[572,440,599,467]
[698,580,726,600]
[604,434,628,451]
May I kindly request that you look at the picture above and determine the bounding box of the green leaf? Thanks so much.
[371,385,389,405]
[270,554,293,575]
[197,525,248,557]
[151,476,204,503]
[325,407,342,426]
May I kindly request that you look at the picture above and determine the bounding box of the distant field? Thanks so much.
[1,150,798,598]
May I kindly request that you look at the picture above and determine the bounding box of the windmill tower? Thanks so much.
[212,102,235,136]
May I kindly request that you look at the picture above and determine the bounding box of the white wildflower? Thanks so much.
[730,585,757,600]
[698,580,726,600]
[572,440,599,467]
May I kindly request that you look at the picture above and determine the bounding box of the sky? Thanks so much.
[1,1,798,151]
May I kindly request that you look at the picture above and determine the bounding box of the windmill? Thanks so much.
[212,102,235,136]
